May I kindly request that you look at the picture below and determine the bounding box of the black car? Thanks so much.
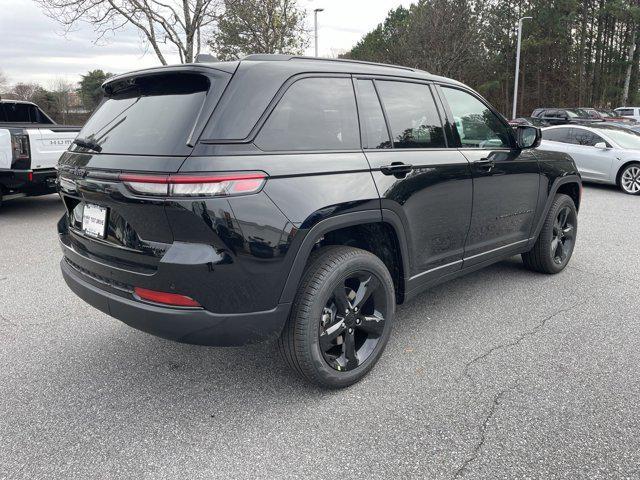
[57,55,581,388]
[508,117,551,128]
[531,108,603,125]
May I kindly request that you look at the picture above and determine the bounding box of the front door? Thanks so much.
[438,86,540,265]
[354,78,473,284]
[570,127,614,181]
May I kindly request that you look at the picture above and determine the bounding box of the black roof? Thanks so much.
[103,54,466,142]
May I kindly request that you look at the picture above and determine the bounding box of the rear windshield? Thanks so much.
[0,102,53,123]
[75,73,213,156]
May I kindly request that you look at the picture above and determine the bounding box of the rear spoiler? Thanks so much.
[102,62,239,93]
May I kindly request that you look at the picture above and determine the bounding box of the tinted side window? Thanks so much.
[441,87,511,148]
[617,108,634,116]
[542,128,573,143]
[356,80,391,149]
[256,77,360,151]
[573,129,605,147]
[375,81,445,149]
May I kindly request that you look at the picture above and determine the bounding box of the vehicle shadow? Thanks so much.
[40,256,532,406]
[0,194,63,219]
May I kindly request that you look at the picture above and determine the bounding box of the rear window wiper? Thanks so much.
[72,138,102,153]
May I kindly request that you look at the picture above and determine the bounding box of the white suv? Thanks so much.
[614,107,640,122]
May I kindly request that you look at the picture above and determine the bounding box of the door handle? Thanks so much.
[380,163,413,178]
[474,158,495,171]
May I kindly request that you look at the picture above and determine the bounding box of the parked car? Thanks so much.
[580,107,637,123]
[614,107,640,122]
[0,99,80,207]
[508,117,551,128]
[531,107,603,125]
[540,123,640,194]
[57,55,582,388]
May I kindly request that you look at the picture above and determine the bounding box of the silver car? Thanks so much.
[539,124,640,195]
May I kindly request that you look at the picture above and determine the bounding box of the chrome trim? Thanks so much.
[60,239,155,277]
[463,238,531,262]
[409,259,462,281]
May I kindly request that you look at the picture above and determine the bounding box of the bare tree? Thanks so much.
[11,83,40,102]
[35,0,224,64]
[49,78,76,125]
[0,71,8,93]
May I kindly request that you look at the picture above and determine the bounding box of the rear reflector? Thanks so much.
[119,172,267,197]
[134,287,201,308]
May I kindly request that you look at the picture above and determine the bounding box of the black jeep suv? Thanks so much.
[57,55,581,388]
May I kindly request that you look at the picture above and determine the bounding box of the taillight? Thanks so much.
[11,133,30,163]
[119,172,267,197]
[134,287,201,308]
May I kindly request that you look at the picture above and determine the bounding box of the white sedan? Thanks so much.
[539,124,640,195]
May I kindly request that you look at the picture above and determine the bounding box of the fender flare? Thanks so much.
[278,209,411,304]
[531,174,582,243]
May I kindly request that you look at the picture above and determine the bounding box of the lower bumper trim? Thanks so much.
[60,258,291,346]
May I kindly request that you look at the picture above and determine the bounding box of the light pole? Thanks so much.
[512,16,532,119]
[314,8,324,57]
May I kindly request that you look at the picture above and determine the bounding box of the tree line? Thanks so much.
[13,0,640,121]
[343,0,640,117]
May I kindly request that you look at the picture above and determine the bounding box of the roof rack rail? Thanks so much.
[241,54,420,73]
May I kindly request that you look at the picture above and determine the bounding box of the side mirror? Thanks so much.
[516,125,541,149]
[594,142,608,149]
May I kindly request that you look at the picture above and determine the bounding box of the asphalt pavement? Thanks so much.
[1,184,639,479]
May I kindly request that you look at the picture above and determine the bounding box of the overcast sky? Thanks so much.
[0,0,412,87]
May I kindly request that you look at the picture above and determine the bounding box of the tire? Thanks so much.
[522,193,577,274]
[278,246,396,389]
[618,163,640,195]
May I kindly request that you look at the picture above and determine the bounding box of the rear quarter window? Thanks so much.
[255,77,360,152]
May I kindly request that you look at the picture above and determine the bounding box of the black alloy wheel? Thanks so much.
[278,246,395,389]
[319,272,388,372]
[551,205,576,266]
[522,193,578,274]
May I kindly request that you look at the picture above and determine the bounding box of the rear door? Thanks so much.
[437,85,539,264]
[356,78,473,283]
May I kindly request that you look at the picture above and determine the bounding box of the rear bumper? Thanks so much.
[60,258,291,346]
[0,168,57,194]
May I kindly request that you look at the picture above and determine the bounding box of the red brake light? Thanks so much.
[10,133,30,163]
[134,287,201,308]
[119,172,267,197]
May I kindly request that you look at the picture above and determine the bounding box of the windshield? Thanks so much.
[75,72,213,156]
[567,109,588,118]
[603,128,640,149]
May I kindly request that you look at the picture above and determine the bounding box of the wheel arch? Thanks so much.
[279,210,410,305]
[531,175,582,244]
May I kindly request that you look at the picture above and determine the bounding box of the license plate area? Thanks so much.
[82,203,108,239]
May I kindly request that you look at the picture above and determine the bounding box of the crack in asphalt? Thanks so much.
[453,385,515,478]
[461,298,589,381]
[0,313,17,327]
[453,290,596,478]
